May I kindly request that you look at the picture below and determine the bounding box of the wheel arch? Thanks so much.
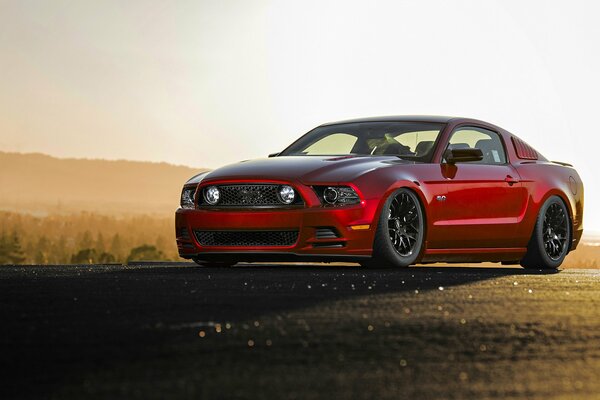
[514,162,583,251]
[370,181,429,259]
[536,190,575,253]
[374,180,428,221]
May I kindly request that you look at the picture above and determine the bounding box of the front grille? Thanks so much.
[195,230,299,247]
[199,184,303,207]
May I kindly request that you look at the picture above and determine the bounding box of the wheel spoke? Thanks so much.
[405,233,416,241]
[542,203,568,260]
[386,192,421,257]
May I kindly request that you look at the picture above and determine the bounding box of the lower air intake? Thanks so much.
[315,227,339,239]
[195,230,299,247]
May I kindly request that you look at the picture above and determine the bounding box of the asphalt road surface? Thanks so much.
[1,263,600,399]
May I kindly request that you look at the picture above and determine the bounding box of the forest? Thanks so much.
[0,212,178,264]
[0,152,206,265]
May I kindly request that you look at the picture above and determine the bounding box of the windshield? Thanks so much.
[280,121,445,162]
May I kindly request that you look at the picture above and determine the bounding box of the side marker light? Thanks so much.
[349,225,370,230]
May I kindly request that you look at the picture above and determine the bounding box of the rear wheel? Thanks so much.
[520,195,570,270]
[192,258,235,268]
[362,188,425,268]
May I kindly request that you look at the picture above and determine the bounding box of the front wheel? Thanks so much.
[364,188,425,268]
[520,195,571,270]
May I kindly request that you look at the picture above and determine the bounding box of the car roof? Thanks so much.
[319,115,480,126]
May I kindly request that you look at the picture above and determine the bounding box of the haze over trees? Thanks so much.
[0,151,205,215]
[0,152,206,264]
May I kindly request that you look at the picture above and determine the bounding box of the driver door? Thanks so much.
[433,126,528,249]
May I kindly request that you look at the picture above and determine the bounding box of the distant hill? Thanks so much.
[0,152,207,215]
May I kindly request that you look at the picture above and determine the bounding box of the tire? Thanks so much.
[520,195,571,270]
[362,188,425,268]
[192,258,235,268]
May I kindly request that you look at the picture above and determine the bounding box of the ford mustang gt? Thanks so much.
[176,116,583,269]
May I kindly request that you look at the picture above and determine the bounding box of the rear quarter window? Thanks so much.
[512,137,539,160]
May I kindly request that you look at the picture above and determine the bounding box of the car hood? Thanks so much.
[201,155,412,184]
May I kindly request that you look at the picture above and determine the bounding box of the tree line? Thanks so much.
[0,212,179,265]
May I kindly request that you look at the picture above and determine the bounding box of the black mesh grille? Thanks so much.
[195,230,299,247]
[200,184,303,207]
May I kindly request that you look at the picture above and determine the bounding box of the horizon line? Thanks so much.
[0,149,209,171]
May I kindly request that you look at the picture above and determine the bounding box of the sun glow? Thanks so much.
[0,0,598,230]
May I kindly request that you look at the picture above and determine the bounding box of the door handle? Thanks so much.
[505,175,519,185]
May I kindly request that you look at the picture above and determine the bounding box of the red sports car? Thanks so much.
[176,116,583,269]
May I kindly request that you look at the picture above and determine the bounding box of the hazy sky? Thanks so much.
[1,0,599,230]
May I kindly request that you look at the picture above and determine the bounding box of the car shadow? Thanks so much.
[0,263,558,398]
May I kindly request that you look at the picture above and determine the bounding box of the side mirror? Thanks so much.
[444,148,483,164]
[268,152,280,158]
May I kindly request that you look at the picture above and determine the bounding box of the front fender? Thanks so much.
[353,166,434,235]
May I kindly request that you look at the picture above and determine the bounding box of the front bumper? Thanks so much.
[175,201,378,262]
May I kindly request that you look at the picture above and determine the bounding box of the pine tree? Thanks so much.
[37,235,50,254]
[10,231,26,264]
[80,230,93,249]
[96,232,106,253]
[24,240,35,264]
[0,231,26,265]
[0,232,9,264]
[54,235,68,264]
[71,248,97,264]
[34,250,47,264]
[110,234,123,262]
[98,252,116,264]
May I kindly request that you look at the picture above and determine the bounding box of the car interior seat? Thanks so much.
[474,138,503,164]
[414,141,434,157]
[380,142,411,155]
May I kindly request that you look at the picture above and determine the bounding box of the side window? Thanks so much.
[302,133,357,155]
[446,126,506,164]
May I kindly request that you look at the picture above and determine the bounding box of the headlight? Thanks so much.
[323,187,338,204]
[278,185,295,204]
[180,187,196,209]
[315,186,360,206]
[204,186,220,205]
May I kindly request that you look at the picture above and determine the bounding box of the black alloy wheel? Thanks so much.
[388,191,421,257]
[542,202,569,260]
[521,195,571,270]
[363,188,425,268]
